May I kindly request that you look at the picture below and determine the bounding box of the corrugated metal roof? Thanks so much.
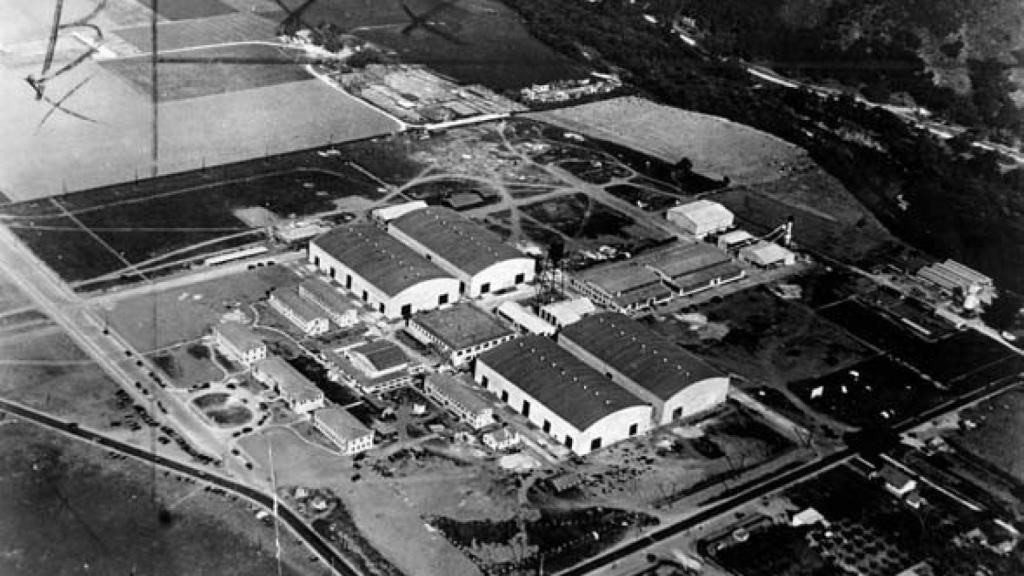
[312,225,453,297]
[667,200,733,226]
[390,206,528,275]
[477,336,647,431]
[560,312,722,401]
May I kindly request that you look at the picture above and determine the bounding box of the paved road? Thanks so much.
[0,398,360,576]
[562,371,1023,575]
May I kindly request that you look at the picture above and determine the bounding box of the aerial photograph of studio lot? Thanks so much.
[1,0,1024,575]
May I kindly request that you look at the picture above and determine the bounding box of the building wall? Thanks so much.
[308,244,460,320]
[474,360,652,455]
[424,379,494,429]
[386,227,534,298]
[298,285,359,328]
[269,295,329,336]
[558,336,729,426]
[318,425,373,455]
[567,276,624,314]
[407,321,515,367]
[667,211,733,239]
[213,330,266,366]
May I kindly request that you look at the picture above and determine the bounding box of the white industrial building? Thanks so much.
[370,201,428,226]
[717,229,755,252]
[309,225,460,320]
[298,279,359,328]
[424,373,494,429]
[538,298,597,328]
[738,241,796,268]
[666,200,734,239]
[558,313,729,425]
[212,322,267,366]
[475,336,652,455]
[269,288,330,336]
[496,301,556,336]
[314,406,373,455]
[253,356,324,415]
[388,207,536,298]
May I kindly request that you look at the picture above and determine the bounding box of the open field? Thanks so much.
[0,0,155,46]
[711,166,902,265]
[0,48,399,200]
[114,9,279,52]
[149,343,225,389]
[528,96,808,183]
[137,0,236,20]
[106,265,299,351]
[103,43,312,101]
[0,419,322,576]
[644,287,875,387]
[312,0,587,90]
[952,386,1024,483]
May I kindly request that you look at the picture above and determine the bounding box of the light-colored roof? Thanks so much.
[214,321,264,351]
[541,298,596,325]
[938,260,991,285]
[316,406,371,440]
[425,373,493,414]
[667,200,733,225]
[272,288,326,324]
[560,312,722,401]
[413,303,514,351]
[255,357,321,403]
[371,201,428,222]
[740,241,793,265]
[312,225,453,297]
[718,229,754,244]
[496,301,556,335]
[575,259,663,295]
[477,336,647,431]
[390,206,528,275]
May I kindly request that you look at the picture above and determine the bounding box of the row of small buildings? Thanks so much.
[308,205,536,320]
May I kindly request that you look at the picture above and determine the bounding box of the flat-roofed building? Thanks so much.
[408,303,516,366]
[637,242,746,296]
[212,321,267,366]
[388,207,535,298]
[269,288,330,336]
[346,340,409,378]
[253,356,324,414]
[568,260,673,314]
[739,241,796,268]
[539,297,597,328]
[717,229,756,252]
[666,200,734,239]
[496,301,556,336]
[309,225,460,320]
[298,279,359,328]
[475,336,652,455]
[323,349,413,394]
[424,372,494,429]
[314,406,373,455]
[559,312,729,425]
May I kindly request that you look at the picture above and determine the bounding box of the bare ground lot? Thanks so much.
[527,96,809,183]
[102,43,312,101]
[953,386,1024,483]
[0,419,323,576]
[643,287,875,387]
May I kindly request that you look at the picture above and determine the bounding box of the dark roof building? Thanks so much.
[388,207,535,297]
[408,303,515,366]
[559,312,729,425]
[475,336,652,455]
[308,225,460,320]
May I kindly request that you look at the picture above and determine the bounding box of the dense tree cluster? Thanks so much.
[504,0,1024,292]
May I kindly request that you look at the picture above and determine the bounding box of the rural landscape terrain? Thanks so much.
[1,1,1023,576]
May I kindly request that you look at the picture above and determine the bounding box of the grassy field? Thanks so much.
[113,10,280,52]
[136,0,236,20]
[528,96,808,183]
[0,419,324,576]
[103,43,312,101]
[149,343,225,388]
[0,54,399,201]
[107,265,299,352]
[954,386,1024,483]
[644,288,875,386]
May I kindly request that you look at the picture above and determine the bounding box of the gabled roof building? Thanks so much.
[558,312,729,425]
[388,207,535,298]
[408,303,516,367]
[475,336,652,455]
[309,225,460,320]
